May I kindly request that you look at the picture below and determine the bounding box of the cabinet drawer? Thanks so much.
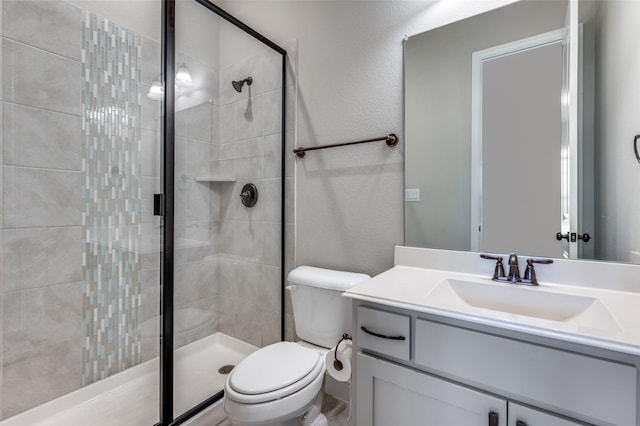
[508,403,584,426]
[357,306,410,360]
[415,319,636,426]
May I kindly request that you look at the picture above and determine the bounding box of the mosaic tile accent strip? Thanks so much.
[81,11,143,385]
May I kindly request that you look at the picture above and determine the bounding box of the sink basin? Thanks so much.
[426,278,620,331]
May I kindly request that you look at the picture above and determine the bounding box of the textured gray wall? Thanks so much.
[221,0,522,277]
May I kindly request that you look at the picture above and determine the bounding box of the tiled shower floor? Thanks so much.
[0,333,256,426]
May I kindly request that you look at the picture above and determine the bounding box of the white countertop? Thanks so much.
[344,265,640,357]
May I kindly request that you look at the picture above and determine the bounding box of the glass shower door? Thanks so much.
[169,0,286,420]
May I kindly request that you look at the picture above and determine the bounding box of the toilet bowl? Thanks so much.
[223,342,327,426]
[223,266,370,426]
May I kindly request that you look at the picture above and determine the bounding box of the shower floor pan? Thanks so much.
[0,333,256,426]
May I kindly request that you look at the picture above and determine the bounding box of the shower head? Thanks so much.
[232,76,253,93]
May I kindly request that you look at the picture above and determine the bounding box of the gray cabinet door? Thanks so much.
[509,403,587,426]
[356,353,507,426]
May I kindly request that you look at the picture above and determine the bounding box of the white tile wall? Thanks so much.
[0,0,297,418]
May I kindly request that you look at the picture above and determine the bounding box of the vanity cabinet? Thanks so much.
[356,353,580,426]
[353,303,638,426]
[414,318,635,425]
[356,352,507,425]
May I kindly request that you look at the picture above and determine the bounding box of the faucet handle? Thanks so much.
[522,259,537,285]
[529,258,554,265]
[521,258,554,286]
[480,254,506,281]
[494,257,506,280]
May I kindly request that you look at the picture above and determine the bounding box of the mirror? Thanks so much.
[404,0,640,264]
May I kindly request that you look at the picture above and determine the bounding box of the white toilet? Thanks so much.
[223,266,370,426]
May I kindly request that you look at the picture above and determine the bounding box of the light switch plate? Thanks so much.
[405,188,420,202]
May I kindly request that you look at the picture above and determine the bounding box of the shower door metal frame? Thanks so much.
[159,1,288,425]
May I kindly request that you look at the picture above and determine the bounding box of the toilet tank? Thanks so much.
[287,266,370,348]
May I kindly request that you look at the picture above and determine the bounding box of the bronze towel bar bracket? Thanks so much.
[293,133,399,158]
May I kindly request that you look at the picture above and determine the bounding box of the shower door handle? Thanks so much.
[154,194,164,216]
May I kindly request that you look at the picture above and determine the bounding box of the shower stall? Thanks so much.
[0,0,292,424]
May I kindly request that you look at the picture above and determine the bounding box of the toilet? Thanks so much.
[223,266,370,426]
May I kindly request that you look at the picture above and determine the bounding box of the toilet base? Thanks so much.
[303,413,327,426]
[226,409,325,426]
[300,391,326,426]
[225,388,326,426]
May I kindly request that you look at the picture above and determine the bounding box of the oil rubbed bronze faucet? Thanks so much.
[507,253,521,283]
[480,253,553,286]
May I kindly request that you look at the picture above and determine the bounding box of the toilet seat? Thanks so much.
[223,360,326,425]
[225,342,324,404]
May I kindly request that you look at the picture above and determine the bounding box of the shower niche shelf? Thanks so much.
[195,177,237,183]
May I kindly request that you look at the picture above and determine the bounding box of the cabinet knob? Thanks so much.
[488,411,499,426]
[516,421,528,426]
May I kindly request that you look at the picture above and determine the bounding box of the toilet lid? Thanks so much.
[229,342,321,395]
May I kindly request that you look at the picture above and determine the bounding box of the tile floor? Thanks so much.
[185,393,351,426]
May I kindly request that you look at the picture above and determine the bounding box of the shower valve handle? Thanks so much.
[239,183,258,207]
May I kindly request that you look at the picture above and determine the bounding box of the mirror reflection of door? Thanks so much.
[471,32,564,257]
